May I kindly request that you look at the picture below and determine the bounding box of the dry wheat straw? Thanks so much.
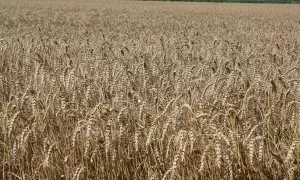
[284,141,298,164]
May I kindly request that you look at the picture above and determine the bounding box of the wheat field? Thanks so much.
[1,0,300,179]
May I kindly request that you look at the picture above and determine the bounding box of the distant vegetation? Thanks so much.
[144,0,300,3]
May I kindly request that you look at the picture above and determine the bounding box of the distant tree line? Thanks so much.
[143,0,300,3]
